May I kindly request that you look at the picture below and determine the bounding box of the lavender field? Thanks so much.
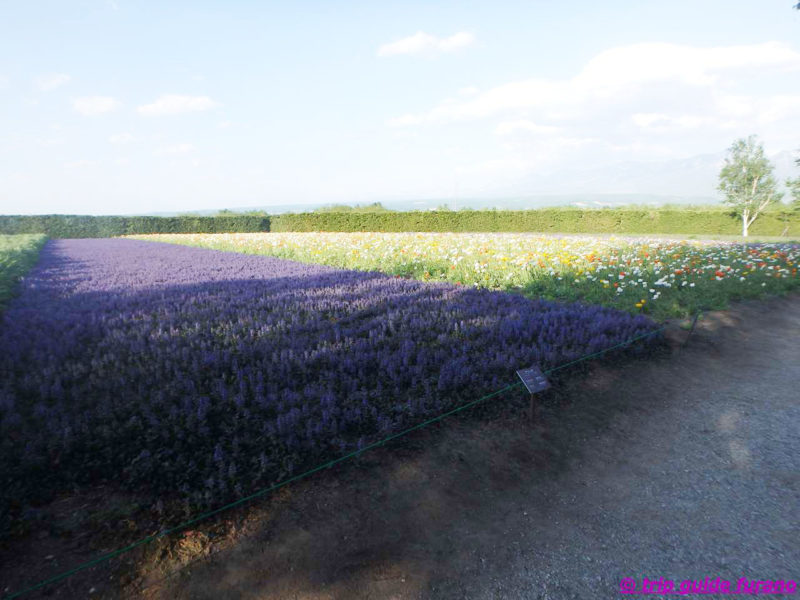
[0,239,660,535]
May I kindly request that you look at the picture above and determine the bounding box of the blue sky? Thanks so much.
[1,0,799,215]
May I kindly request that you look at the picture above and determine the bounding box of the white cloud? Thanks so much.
[455,136,599,178]
[63,159,98,169]
[457,86,480,96]
[388,42,800,127]
[109,133,135,144]
[387,114,424,127]
[72,96,119,115]
[36,138,64,147]
[154,143,195,155]
[713,94,753,118]
[36,73,71,91]
[574,42,799,92]
[377,31,475,57]
[755,95,800,124]
[137,94,220,116]
[631,113,707,131]
[392,130,420,140]
[494,120,559,135]
[631,113,669,128]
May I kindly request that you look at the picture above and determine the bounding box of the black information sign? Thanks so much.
[516,366,550,394]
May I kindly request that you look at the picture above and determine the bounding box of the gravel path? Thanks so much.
[459,296,800,599]
[146,293,799,600]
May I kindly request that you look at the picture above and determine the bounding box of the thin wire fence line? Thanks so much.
[136,322,675,594]
[3,322,668,600]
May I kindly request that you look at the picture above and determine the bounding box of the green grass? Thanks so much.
[0,234,48,310]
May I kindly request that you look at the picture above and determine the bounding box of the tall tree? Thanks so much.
[787,153,800,212]
[717,135,782,237]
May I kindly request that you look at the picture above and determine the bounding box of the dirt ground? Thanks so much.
[3,293,799,599]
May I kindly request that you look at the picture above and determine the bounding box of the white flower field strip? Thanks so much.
[129,233,800,319]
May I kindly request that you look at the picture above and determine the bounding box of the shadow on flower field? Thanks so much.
[0,239,663,598]
[129,292,797,600]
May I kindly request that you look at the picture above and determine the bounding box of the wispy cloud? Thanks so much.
[63,159,98,169]
[377,31,475,57]
[631,113,708,131]
[494,120,559,136]
[36,138,64,147]
[108,133,136,144]
[457,86,480,96]
[72,96,119,115]
[36,73,71,91]
[138,94,220,116]
[387,114,424,127]
[154,143,195,155]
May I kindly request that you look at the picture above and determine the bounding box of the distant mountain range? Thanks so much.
[147,150,799,216]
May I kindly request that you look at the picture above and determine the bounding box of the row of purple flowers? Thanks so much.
[0,239,660,534]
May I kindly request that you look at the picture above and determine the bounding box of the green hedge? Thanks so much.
[270,209,800,236]
[2,209,798,237]
[0,215,270,238]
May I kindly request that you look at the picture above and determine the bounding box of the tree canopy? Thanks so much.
[787,154,800,212]
[717,135,782,236]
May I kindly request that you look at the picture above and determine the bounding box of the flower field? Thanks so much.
[0,239,658,535]
[130,233,800,320]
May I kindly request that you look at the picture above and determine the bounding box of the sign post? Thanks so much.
[516,365,550,423]
[682,310,704,347]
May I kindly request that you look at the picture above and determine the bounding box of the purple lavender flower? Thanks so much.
[0,238,660,531]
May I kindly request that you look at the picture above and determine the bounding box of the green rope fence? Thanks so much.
[3,322,670,600]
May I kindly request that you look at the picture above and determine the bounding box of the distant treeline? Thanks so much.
[1,207,799,237]
[0,215,269,238]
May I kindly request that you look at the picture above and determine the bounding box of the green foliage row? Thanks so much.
[270,208,800,236]
[0,215,270,238]
[3,208,799,237]
[0,234,48,309]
